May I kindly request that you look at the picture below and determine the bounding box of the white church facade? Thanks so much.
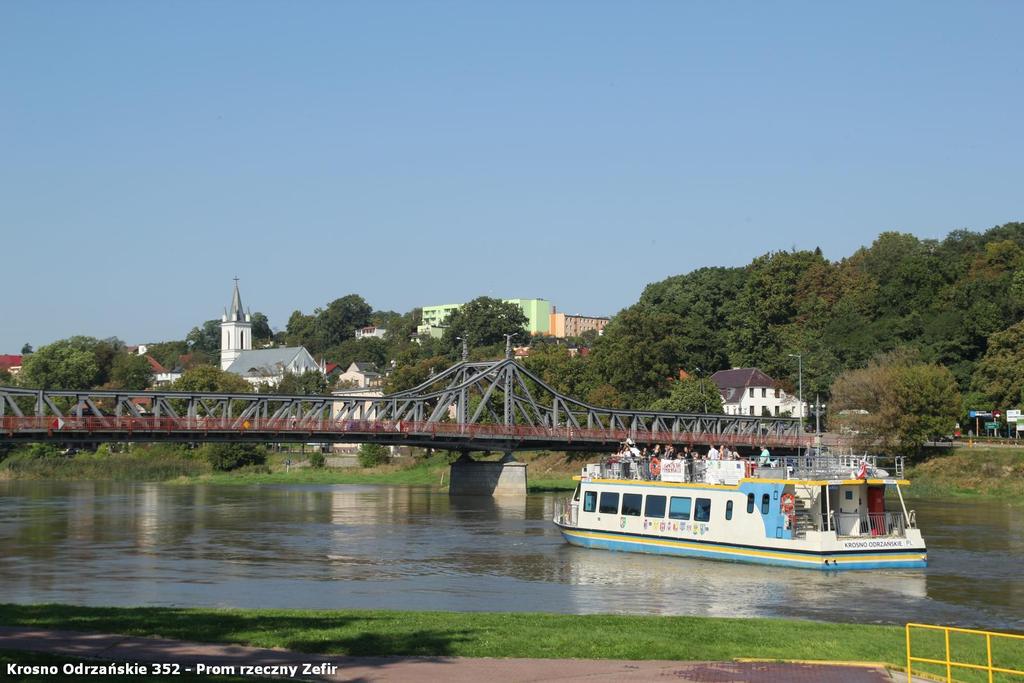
[220,280,323,387]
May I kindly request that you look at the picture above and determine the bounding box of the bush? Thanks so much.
[202,443,268,472]
[358,443,390,468]
[309,452,326,469]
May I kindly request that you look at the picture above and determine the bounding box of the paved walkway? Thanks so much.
[0,626,898,682]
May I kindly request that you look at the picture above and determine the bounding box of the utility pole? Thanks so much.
[788,353,804,451]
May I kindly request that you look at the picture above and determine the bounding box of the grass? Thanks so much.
[907,447,1024,501]
[0,603,914,666]
[0,650,270,682]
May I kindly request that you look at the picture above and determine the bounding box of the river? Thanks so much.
[1,481,1020,630]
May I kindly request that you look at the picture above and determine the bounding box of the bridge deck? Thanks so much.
[1,416,811,452]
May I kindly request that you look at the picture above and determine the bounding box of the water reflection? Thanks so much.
[0,481,1020,629]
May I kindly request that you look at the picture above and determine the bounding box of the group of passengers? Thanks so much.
[610,440,774,480]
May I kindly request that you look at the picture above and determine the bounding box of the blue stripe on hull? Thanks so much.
[560,529,927,571]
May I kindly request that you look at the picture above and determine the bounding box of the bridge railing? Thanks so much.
[0,415,813,448]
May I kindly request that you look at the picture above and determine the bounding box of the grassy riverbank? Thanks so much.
[906,447,1024,500]
[5,605,1021,681]
[0,604,905,664]
[0,445,579,492]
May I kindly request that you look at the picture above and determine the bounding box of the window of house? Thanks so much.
[774,406,780,416]
[747,493,755,513]
[749,405,755,416]
[725,500,734,520]
[775,388,780,398]
[669,497,692,520]
[599,492,619,514]
[749,387,754,398]
[583,491,597,513]
[695,498,712,522]
[761,493,771,514]
[621,493,642,516]
[761,387,767,398]
[645,495,666,518]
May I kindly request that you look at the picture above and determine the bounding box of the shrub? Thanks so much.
[309,452,326,469]
[358,443,390,468]
[202,443,268,472]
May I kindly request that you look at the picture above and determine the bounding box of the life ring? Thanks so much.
[649,457,661,478]
[780,492,796,514]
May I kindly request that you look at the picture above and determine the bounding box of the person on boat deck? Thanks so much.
[719,445,730,460]
[758,446,772,466]
[707,445,720,460]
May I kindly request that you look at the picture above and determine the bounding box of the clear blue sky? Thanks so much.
[2,1,1022,351]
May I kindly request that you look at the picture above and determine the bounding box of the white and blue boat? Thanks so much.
[553,452,926,571]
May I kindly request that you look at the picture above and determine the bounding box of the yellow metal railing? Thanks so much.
[906,623,1024,682]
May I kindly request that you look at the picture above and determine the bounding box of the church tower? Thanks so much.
[220,278,252,370]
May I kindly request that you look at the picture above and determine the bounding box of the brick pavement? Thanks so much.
[0,626,898,682]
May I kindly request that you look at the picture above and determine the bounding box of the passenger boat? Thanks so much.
[553,452,926,571]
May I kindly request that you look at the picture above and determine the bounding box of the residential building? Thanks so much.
[336,362,382,389]
[711,367,806,418]
[549,307,610,338]
[219,280,323,387]
[0,354,23,376]
[417,298,552,338]
[354,326,387,340]
[145,356,182,386]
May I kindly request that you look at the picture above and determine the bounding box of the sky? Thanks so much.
[2,1,1022,351]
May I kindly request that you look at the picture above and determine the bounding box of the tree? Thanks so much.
[110,353,154,390]
[251,312,273,345]
[172,365,252,393]
[203,443,267,471]
[830,351,960,454]
[274,370,328,396]
[384,356,448,394]
[358,443,389,467]
[316,295,373,350]
[969,320,1024,408]
[440,297,529,354]
[186,320,221,354]
[144,341,189,371]
[20,343,32,355]
[650,377,724,414]
[18,337,102,390]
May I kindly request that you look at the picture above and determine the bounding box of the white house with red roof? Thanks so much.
[0,354,23,376]
[711,367,806,418]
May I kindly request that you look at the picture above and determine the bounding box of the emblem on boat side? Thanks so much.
[620,517,626,529]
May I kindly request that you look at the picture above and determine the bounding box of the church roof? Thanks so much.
[226,347,314,378]
[227,280,246,322]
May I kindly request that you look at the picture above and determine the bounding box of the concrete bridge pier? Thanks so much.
[448,451,527,497]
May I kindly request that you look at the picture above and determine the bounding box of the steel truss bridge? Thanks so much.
[0,358,810,453]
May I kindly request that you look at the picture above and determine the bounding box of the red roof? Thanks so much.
[325,362,340,374]
[0,354,23,370]
[144,355,167,373]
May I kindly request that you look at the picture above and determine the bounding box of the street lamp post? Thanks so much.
[788,353,804,453]
[695,367,707,413]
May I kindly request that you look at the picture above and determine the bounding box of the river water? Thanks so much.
[1,481,1021,629]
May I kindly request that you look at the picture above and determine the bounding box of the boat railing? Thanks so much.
[771,453,905,481]
[554,498,577,528]
[820,510,915,537]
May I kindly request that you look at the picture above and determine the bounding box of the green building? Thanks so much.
[418,298,552,339]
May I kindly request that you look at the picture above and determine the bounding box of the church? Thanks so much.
[220,280,323,387]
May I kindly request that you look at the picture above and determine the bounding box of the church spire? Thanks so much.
[228,277,246,322]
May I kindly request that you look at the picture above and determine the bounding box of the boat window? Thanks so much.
[599,492,619,514]
[695,498,712,522]
[845,490,853,500]
[583,490,597,513]
[668,496,692,520]
[747,493,755,513]
[725,500,733,520]
[621,493,642,516]
[645,495,666,518]
[761,493,771,514]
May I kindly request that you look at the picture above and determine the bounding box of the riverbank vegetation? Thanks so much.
[906,447,1024,500]
[0,444,580,492]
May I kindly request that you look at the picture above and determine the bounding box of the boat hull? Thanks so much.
[558,524,927,571]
